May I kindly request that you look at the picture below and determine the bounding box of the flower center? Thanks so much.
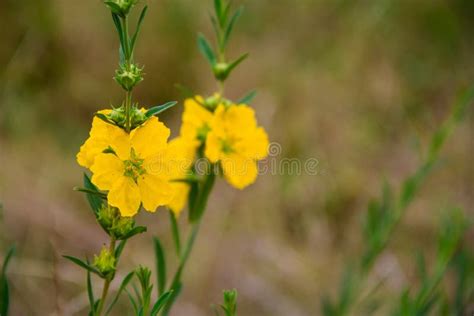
[197,123,211,141]
[220,138,236,154]
[123,149,146,181]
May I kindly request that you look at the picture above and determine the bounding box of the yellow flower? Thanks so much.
[90,117,174,217]
[77,110,127,168]
[166,137,199,216]
[181,97,213,142]
[205,104,269,189]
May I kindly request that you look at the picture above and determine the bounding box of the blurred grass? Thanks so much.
[0,0,473,315]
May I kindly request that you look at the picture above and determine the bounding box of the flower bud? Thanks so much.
[104,0,139,17]
[203,93,221,110]
[97,204,137,239]
[108,107,127,127]
[213,62,230,81]
[114,63,144,91]
[110,216,135,239]
[93,247,116,277]
[129,107,147,127]
[97,204,119,229]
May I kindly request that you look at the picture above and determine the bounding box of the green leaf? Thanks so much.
[114,240,127,260]
[223,7,243,49]
[74,187,107,199]
[111,13,126,58]
[198,34,217,66]
[121,226,147,240]
[190,172,216,223]
[174,84,196,99]
[150,291,173,316]
[106,271,135,315]
[169,210,181,257]
[105,1,124,17]
[160,283,182,316]
[237,90,257,105]
[83,173,105,216]
[86,259,95,313]
[225,53,248,76]
[130,5,148,53]
[145,101,178,118]
[153,237,166,296]
[0,246,15,316]
[187,180,199,221]
[126,289,139,315]
[214,0,223,24]
[63,255,102,277]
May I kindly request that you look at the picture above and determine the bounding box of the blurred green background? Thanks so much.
[0,0,473,315]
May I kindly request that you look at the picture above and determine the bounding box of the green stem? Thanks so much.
[121,15,133,133]
[161,173,216,315]
[125,90,132,132]
[218,81,225,97]
[95,238,116,316]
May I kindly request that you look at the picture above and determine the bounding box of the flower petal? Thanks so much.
[204,132,222,163]
[131,117,170,159]
[222,105,257,138]
[91,154,124,191]
[77,114,128,168]
[221,153,258,189]
[137,173,174,212]
[181,97,213,141]
[236,127,269,160]
[108,177,142,217]
[167,183,190,216]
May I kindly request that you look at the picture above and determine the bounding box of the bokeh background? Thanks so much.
[0,0,473,315]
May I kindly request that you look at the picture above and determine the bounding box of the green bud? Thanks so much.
[108,106,127,127]
[96,204,137,239]
[203,93,221,110]
[104,0,139,17]
[114,63,144,91]
[110,216,135,239]
[222,289,238,315]
[93,247,116,277]
[213,62,229,81]
[102,105,148,131]
[97,204,119,229]
[129,106,147,127]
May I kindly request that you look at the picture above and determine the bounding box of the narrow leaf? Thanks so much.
[214,0,223,24]
[83,173,105,215]
[0,246,14,316]
[121,226,147,240]
[86,259,95,313]
[226,53,248,75]
[190,172,216,222]
[74,187,107,199]
[111,13,125,48]
[150,291,173,316]
[130,5,148,52]
[153,237,166,296]
[169,210,181,257]
[126,289,139,315]
[106,271,135,315]
[223,7,243,49]
[105,2,124,16]
[237,90,257,105]
[161,283,182,316]
[63,255,102,276]
[198,34,217,66]
[174,84,196,99]
[145,101,178,118]
[114,240,127,260]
